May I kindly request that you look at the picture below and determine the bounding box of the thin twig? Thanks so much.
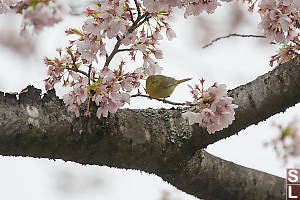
[104,38,123,67]
[128,12,150,33]
[104,12,150,67]
[128,8,134,23]
[65,67,89,77]
[134,15,150,31]
[292,40,300,47]
[202,33,266,48]
[131,94,190,106]
[88,64,92,84]
[117,48,135,52]
[134,0,141,17]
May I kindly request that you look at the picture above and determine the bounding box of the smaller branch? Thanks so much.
[134,0,141,17]
[292,40,300,47]
[65,67,89,77]
[68,55,89,77]
[131,94,188,106]
[104,38,123,67]
[132,13,150,33]
[128,12,150,33]
[117,48,134,52]
[128,8,134,23]
[88,64,92,84]
[104,12,150,67]
[202,33,266,48]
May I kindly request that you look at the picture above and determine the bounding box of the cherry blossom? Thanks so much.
[183,0,221,18]
[270,41,299,67]
[142,0,181,13]
[183,82,238,134]
[0,0,18,14]
[77,34,101,64]
[265,118,300,163]
[166,28,177,41]
[258,0,300,44]
[20,0,70,33]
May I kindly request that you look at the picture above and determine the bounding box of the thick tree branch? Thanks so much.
[1,56,299,199]
[175,150,285,200]
[191,55,300,148]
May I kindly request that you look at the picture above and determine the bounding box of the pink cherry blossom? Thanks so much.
[183,83,238,134]
[258,0,299,44]
[0,0,16,14]
[121,77,134,91]
[143,56,162,75]
[122,31,138,46]
[265,118,300,163]
[270,43,298,67]
[153,30,163,40]
[153,49,163,59]
[166,28,177,41]
[183,0,221,18]
[77,34,101,64]
[21,0,70,33]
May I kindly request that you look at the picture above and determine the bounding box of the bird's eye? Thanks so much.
[152,80,157,84]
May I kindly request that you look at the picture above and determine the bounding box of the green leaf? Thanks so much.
[119,63,123,73]
[66,48,74,60]
[95,0,102,8]
[282,127,293,136]
[75,62,82,69]
[29,0,40,9]
[70,28,83,36]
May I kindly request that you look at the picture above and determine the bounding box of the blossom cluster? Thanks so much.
[269,35,300,67]
[265,119,300,163]
[76,0,174,75]
[44,0,173,118]
[142,0,224,18]
[257,0,300,66]
[0,0,18,14]
[62,65,143,118]
[0,0,70,33]
[44,0,239,120]
[44,51,143,118]
[182,81,238,134]
[258,0,299,44]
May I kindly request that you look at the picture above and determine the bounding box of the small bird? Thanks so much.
[145,75,192,98]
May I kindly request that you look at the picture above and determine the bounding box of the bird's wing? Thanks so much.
[160,77,177,88]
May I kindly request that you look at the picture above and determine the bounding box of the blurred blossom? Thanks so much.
[265,118,300,164]
[0,14,35,56]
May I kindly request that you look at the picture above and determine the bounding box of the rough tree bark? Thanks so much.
[1,56,299,199]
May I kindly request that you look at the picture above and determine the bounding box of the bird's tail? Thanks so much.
[176,78,192,85]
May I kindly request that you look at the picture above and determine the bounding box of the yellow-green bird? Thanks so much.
[145,75,192,98]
